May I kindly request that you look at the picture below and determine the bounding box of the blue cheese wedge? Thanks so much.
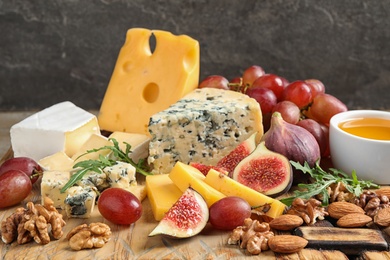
[41,170,71,209]
[77,170,110,192]
[64,186,97,218]
[147,88,263,174]
[103,161,137,189]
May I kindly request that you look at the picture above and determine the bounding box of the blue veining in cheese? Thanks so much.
[64,186,97,218]
[103,161,137,190]
[147,88,263,174]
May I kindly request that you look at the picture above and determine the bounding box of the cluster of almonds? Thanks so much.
[1,197,65,245]
[228,188,390,255]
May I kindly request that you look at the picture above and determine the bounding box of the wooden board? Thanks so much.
[0,112,384,259]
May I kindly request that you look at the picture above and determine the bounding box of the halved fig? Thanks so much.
[148,188,209,238]
[189,162,228,176]
[232,141,292,197]
[216,132,257,176]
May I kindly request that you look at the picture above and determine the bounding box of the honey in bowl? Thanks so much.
[338,117,390,141]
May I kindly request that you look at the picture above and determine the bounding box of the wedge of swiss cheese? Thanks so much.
[98,28,200,135]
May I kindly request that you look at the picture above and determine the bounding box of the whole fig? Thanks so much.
[261,112,321,182]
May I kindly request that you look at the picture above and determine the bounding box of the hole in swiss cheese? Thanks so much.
[149,33,156,54]
[143,82,159,103]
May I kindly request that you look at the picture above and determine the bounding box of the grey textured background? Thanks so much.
[1,0,390,111]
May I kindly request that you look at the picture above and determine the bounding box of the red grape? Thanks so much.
[0,157,42,184]
[98,187,142,225]
[209,196,251,230]
[242,65,265,88]
[282,81,313,109]
[308,93,348,125]
[305,79,325,98]
[297,119,328,156]
[246,86,277,114]
[0,170,32,208]
[272,101,301,124]
[198,75,229,90]
[252,74,287,101]
[229,77,244,92]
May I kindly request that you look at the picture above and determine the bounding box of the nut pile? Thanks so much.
[1,197,65,245]
[227,190,390,256]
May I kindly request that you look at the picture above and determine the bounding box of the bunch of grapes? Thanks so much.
[198,65,348,158]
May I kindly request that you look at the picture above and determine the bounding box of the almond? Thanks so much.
[374,207,390,227]
[268,235,308,254]
[374,187,390,198]
[336,213,372,228]
[327,201,365,219]
[269,214,303,231]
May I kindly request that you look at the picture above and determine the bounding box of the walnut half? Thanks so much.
[228,218,274,255]
[286,198,328,225]
[67,223,112,250]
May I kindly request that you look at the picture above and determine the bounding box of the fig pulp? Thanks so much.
[189,162,228,176]
[216,133,257,176]
[232,141,292,197]
[148,188,208,238]
[262,112,321,182]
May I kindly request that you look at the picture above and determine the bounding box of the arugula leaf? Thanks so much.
[60,138,152,193]
[279,160,379,206]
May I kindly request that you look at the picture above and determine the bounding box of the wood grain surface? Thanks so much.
[0,112,386,260]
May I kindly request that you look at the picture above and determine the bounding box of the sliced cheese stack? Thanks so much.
[98,28,200,135]
[146,162,285,221]
[10,101,100,161]
[148,88,263,174]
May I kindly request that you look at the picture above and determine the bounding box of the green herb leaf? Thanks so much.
[60,138,152,193]
[280,160,379,206]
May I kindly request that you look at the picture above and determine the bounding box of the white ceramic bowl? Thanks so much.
[329,110,390,184]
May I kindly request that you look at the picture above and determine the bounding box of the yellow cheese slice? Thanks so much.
[204,169,286,219]
[169,162,225,207]
[98,28,200,135]
[146,174,183,221]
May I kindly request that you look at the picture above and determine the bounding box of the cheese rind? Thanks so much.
[148,88,263,174]
[10,101,100,161]
[146,174,183,221]
[204,169,286,219]
[168,162,225,207]
[98,28,200,135]
[41,171,71,209]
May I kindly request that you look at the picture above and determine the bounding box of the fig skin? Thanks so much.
[232,141,293,197]
[262,112,321,182]
[297,119,329,157]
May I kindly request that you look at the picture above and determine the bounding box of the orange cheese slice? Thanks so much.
[98,28,200,135]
